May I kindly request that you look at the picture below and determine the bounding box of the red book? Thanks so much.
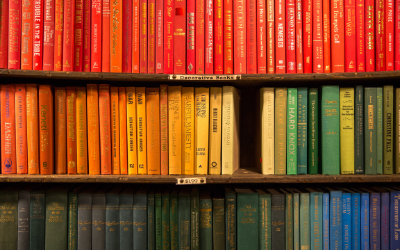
[224,0,233,73]
[312,0,323,72]
[331,0,345,72]
[275,0,286,73]
[196,0,205,73]
[257,0,267,74]
[386,0,394,70]
[156,0,163,73]
[83,0,91,71]
[365,0,375,72]
[91,0,101,72]
[214,0,223,74]
[295,0,303,73]
[102,0,110,72]
[356,0,364,71]
[303,0,312,73]
[267,0,275,73]
[21,0,33,70]
[323,0,331,72]
[376,0,385,71]
[33,0,43,70]
[173,0,186,74]
[0,0,8,68]
[39,85,54,175]
[99,84,112,175]
[122,0,132,72]
[247,0,257,73]
[148,0,155,73]
[396,0,400,69]
[132,0,140,72]
[234,0,246,73]
[187,0,195,74]
[205,0,213,74]
[1,85,16,174]
[164,0,173,73]
[9,0,21,69]
[43,0,54,71]
[15,85,27,174]
[345,0,356,72]
[160,85,168,175]
[74,0,84,72]
[63,0,75,71]
[54,0,63,71]
[286,0,296,73]
[139,0,147,73]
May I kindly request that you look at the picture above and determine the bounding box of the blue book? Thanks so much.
[381,192,389,250]
[120,188,134,250]
[370,192,380,250]
[342,193,351,250]
[351,193,361,250]
[310,191,322,250]
[390,190,400,250]
[329,190,342,250]
[106,186,124,250]
[297,87,308,174]
[134,187,148,250]
[360,193,369,250]
[323,193,329,250]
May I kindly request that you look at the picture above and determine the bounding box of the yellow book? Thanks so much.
[261,88,274,175]
[208,87,222,175]
[168,86,182,174]
[340,87,355,174]
[195,88,209,175]
[182,87,195,175]
[127,87,138,175]
[76,87,88,174]
[136,87,147,174]
[111,87,120,174]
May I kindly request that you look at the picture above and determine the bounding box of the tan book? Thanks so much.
[208,87,222,175]
[274,88,287,175]
[146,88,161,175]
[168,86,182,174]
[261,88,274,175]
[195,88,209,174]
[182,87,195,175]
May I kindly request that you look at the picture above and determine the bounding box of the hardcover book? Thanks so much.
[1,85,16,174]
[8,0,21,69]
[383,86,393,174]
[257,189,271,250]
[127,87,138,175]
[331,0,345,72]
[275,0,286,73]
[286,0,296,73]
[102,0,111,72]
[297,88,307,174]
[344,0,356,72]
[199,190,212,250]
[63,0,74,71]
[236,188,258,250]
[99,84,112,174]
[76,88,88,174]
[46,187,68,250]
[168,86,182,175]
[356,0,365,71]
[160,86,168,175]
[275,88,287,175]
[225,187,236,250]
[66,86,77,174]
[247,0,257,73]
[364,87,377,174]
[303,0,312,73]
[205,0,213,74]
[208,88,222,175]
[137,87,147,174]
[39,85,54,174]
[233,0,246,73]
[110,88,120,174]
[376,0,386,71]
[313,0,323,73]
[214,0,223,74]
[119,87,128,174]
[355,86,364,174]
[91,0,102,72]
[308,89,319,174]
[287,88,298,175]
[377,88,383,174]
[146,88,161,175]
[269,189,285,250]
[196,0,205,74]
[55,87,66,174]
[21,0,33,70]
[105,186,124,250]
[26,84,39,174]
[0,188,18,250]
[195,88,209,174]
[261,88,274,174]
[182,87,195,175]
[340,88,355,174]
[173,0,186,74]
[133,187,148,250]
[87,84,101,175]
[30,190,45,250]
[179,188,191,250]
[18,189,30,250]
[15,85,28,174]
[365,0,375,72]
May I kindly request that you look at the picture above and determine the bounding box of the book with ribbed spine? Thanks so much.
[308,88,319,174]
[170,187,178,250]
[355,86,364,174]
[377,88,383,174]
[99,84,112,174]
[15,85,28,174]
[39,85,54,174]
[18,189,30,250]
[383,86,393,174]
[195,88,209,174]
[105,186,124,250]
[87,84,101,175]
[55,87,67,174]
[126,87,138,175]
[340,88,355,174]
[285,190,293,250]
[209,88,222,175]
[365,88,377,174]
[0,188,18,250]
[260,88,274,175]
[46,187,68,250]
[30,190,45,250]
[26,84,39,174]
[77,187,96,250]
[67,87,77,174]
[134,187,148,250]
[76,87,88,174]
[179,188,191,249]
[297,88,307,174]
[342,192,352,249]
[146,88,161,175]
[92,188,107,250]
[275,88,287,175]
[182,87,195,175]
[199,190,212,250]
[119,87,128,174]
[1,85,16,174]
[111,87,120,174]
[190,187,199,250]
[120,187,134,250]
[168,86,182,175]
[257,189,271,250]
[287,88,297,175]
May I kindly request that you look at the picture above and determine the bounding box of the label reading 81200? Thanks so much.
[176,177,207,185]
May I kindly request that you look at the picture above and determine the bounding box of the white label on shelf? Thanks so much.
[176,177,207,185]
[169,75,241,80]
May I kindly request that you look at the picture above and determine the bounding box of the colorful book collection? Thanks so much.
[0,84,240,175]
[261,85,399,175]
[3,0,400,74]
[0,184,399,250]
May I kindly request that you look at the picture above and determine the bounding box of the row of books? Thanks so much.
[0,184,399,250]
[2,0,400,74]
[260,85,399,175]
[0,84,240,175]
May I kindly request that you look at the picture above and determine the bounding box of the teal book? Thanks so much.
[377,87,383,174]
[309,191,323,250]
[364,87,377,174]
[92,187,108,250]
[293,193,300,250]
[224,186,236,250]
[68,189,78,250]
[321,86,340,175]
[46,187,69,250]
[155,189,162,250]
[257,189,271,250]
[30,190,45,250]
[133,186,148,250]
[190,187,199,250]
[383,85,393,174]
[297,87,308,174]
[162,189,171,250]
[77,186,98,250]
[284,190,294,250]
[212,191,225,250]
[0,187,18,250]
[119,187,134,250]
[300,192,310,250]
[199,190,212,250]
[148,190,155,250]
[308,88,319,174]
[178,188,190,250]
[170,187,179,250]
[287,88,298,174]
[236,188,258,250]
[105,186,124,250]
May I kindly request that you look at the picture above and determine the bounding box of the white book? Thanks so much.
[261,88,274,174]
[208,87,222,175]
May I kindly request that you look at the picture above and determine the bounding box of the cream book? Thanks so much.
[261,88,274,174]
[209,87,222,175]
[168,86,182,174]
[182,87,195,175]
[195,88,209,174]
[222,86,240,175]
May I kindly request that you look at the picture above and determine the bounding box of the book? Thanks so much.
[397,88,400,173]
[342,192,352,249]
[126,87,138,175]
[377,88,383,174]
[46,187,68,250]
[63,0,75,71]
[77,187,95,250]
[351,192,361,250]
[376,0,386,71]
[137,87,147,174]
[196,0,205,74]
[323,0,331,72]
[331,0,345,72]
[284,190,293,249]
[313,0,323,73]
[300,192,310,250]
[39,85,54,174]
[162,189,170,250]
[110,0,123,73]
[356,0,365,71]
[190,187,199,250]
[383,86,393,174]
[99,84,112,174]
[390,189,400,249]
[213,0,223,74]
[269,189,285,250]
[170,187,178,250]
[370,192,381,249]
[148,0,155,74]
[155,0,163,73]
[111,87,120,174]
[43,0,55,70]
[381,191,389,250]
[119,88,128,174]
[132,0,140,73]
[257,189,271,250]
[87,84,101,175]
[275,88,287,175]
[209,87,222,175]
[160,86,168,175]
[8,0,21,69]
[83,0,91,71]
[286,0,296,73]
[275,0,285,73]
[1,85,16,174]
[122,0,132,73]
[308,88,319,174]
[386,0,394,71]
[396,0,400,70]
[30,190,45,250]
[66,87,77,174]
[225,187,236,250]
[365,0,375,72]
[303,0,312,73]
[68,188,78,250]
[310,191,323,250]
[179,188,191,249]
[195,88,209,174]
[106,186,124,250]
[330,190,343,250]
[287,88,298,175]
[237,188,258,250]
[26,84,39,175]
[212,191,225,249]
[91,0,102,72]
[155,189,162,250]
[0,188,18,250]
[355,86,364,174]
[14,85,27,174]
[18,189,30,250]
[168,86,182,175]
[234,0,246,73]
[74,0,84,72]
[365,87,377,174]
[173,0,186,74]
[340,88,355,174]
[55,87,67,174]
[76,87,88,174]
[186,0,195,74]
[200,190,212,250]
[120,187,134,250]
[133,187,148,249]
[257,0,267,73]
[344,0,356,72]
[146,88,161,175]
[182,87,195,175]
[92,188,107,250]
[163,0,173,74]
[267,0,275,73]
[261,88,274,174]
[102,0,111,72]
[296,0,303,73]
[247,0,257,73]
[148,189,155,250]
[293,192,300,250]
[33,0,43,70]
[297,88,307,174]
[205,0,213,74]
[323,193,329,250]
[21,0,33,70]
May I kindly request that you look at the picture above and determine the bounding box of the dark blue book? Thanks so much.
[370,192,380,250]
[360,192,369,250]
[381,191,389,250]
[309,190,322,250]
[342,192,351,250]
[120,187,134,250]
[390,189,400,250]
[329,190,342,250]
[106,186,124,250]
[78,187,97,250]
[224,186,236,250]
[355,85,364,174]
[18,189,30,250]
[148,189,155,250]
[134,187,148,250]
[92,188,108,250]
[30,189,45,250]
[351,192,361,250]
[323,193,329,250]
[297,87,308,174]
[179,188,191,250]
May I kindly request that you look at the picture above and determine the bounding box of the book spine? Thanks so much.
[355,86,364,174]
[66,87,77,174]
[308,88,319,174]
[170,192,178,250]
[67,192,78,250]
[77,194,92,250]
[33,0,43,70]
[381,192,389,250]
[92,194,106,250]
[330,191,343,250]
[323,193,329,250]
[54,0,63,71]
[343,193,352,250]
[323,0,330,72]
[39,85,54,174]
[76,87,88,174]
[182,88,195,175]
[26,85,39,174]
[259,194,271,250]
[396,0,400,69]
[195,88,209,174]
[163,0,173,74]
[43,0,55,70]
[361,193,369,250]
[370,193,381,250]
[0,0,8,69]
[275,0,286,73]
[303,0,312,73]
[111,87,120,174]
[196,0,205,74]
[225,191,236,250]
[267,0,275,73]
[156,194,163,250]
[383,86,393,174]
[356,0,365,71]
[212,198,225,249]
[160,86,168,175]
[91,0,102,72]
[209,87,222,175]
[146,88,161,175]
[122,0,132,72]
[200,196,212,250]
[137,87,147,174]
[313,0,323,73]
[119,87,128,174]
[351,193,361,250]
[365,0,375,71]
[295,0,303,73]
[286,193,294,249]
[397,88,400,173]
[271,194,285,249]
[102,0,110,72]
[161,193,170,249]
[156,0,163,73]
[106,193,120,250]
[310,193,323,250]
[190,191,199,250]
[205,0,213,74]
[233,0,246,73]
[365,87,377,174]
[340,88,355,174]
[345,0,356,72]
[83,0,91,71]
[286,0,296,73]
[55,87,67,174]
[331,0,345,72]
[261,88,274,174]
[21,0,33,70]
[179,193,191,250]
[148,193,155,250]
[1,85,16,174]
[257,0,267,73]
[132,0,139,72]
[15,85,28,174]
[147,0,155,73]
[87,84,101,175]
[63,0,75,71]
[214,0,223,74]
[30,191,45,250]
[377,87,383,174]
[275,88,287,175]
[247,0,257,73]
[18,190,30,250]
[99,84,112,174]
[386,0,394,70]
[127,87,138,175]
[111,0,123,72]
[293,193,299,249]
[390,191,400,249]
[297,88,307,175]
[46,190,68,250]
[187,0,196,74]
[287,88,297,175]
[173,0,186,74]
[168,87,182,174]
[300,193,310,250]
[9,0,21,69]
[376,0,386,71]
[237,193,258,249]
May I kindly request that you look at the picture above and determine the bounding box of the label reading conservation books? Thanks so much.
[169,75,241,80]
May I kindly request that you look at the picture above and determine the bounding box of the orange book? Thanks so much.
[110,0,122,72]
[182,87,195,175]
[146,88,160,175]
[99,84,112,174]
[119,87,128,174]
[26,84,40,174]
[55,87,67,174]
[136,87,147,174]
[15,84,28,174]
[87,84,101,175]
[111,87,120,174]
[76,87,88,174]
[39,85,54,175]
[160,85,168,175]
[168,86,182,175]
[1,85,17,174]
[66,86,77,174]
[127,87,138,175]
[132,0,140,72]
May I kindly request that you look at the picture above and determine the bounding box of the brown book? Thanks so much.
[55,87,67,174]
[146,88,160,175]
[66,86,77,174]
[76,87,88,174]
[87,84,101,175]
[39,85,54,174]
[26,84,40,174]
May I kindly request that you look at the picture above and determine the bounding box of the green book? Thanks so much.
[365,87,377,174]
[178,188,190,250]
[284,190,294,250]
[30,189,45,250]
[300,192,310,250]
[297,87,308,175]
[293,193,300,250]
[236,188,258,250]
[199,190,212,250]
[46,187,69,250]
[170,187,179,250]
[287,88,298,175]
[383,86,393,174]
[275,88,288,175]
[377,87,383,174]
[0,187,18,250]
[321,86,340,175]
[148,190,155,250]
[257,189,271,250]
[162,188,171,250]
[155,189,162,250]
[190,187,199,250]
[397,88,400,173]
[225,186,236,250]
[308,88,319,174]
[212,191,225,250]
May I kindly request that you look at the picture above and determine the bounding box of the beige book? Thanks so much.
[168,86,182,174]
[261,88,274,174]
[209,87,222,175]
[182,87,195,175]
[195,88,209,174]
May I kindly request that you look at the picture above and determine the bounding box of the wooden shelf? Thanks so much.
[0,168,399,184]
